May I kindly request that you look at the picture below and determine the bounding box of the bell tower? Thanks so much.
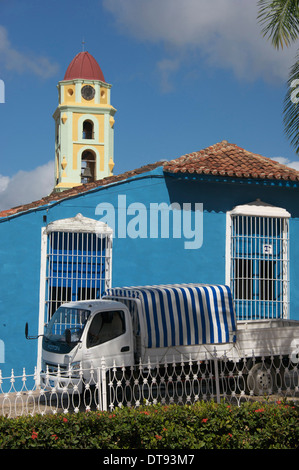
[53,51,116,192]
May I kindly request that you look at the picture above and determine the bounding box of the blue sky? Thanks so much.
[0,0,298,210]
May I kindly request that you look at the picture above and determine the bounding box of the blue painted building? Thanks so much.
[1,51,299,377]
[1,140,299,377]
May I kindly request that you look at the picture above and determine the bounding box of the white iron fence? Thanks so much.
[0,352,298,418]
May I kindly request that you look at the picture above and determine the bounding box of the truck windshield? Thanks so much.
[43,306,91,354]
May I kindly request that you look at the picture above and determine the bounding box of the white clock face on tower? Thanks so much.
[81,85,95,101]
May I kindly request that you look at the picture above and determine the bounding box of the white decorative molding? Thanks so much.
[230,199,291,218]
[45,213,113,235]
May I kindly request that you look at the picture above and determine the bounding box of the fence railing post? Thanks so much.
[97,367,102,411]
[101,357,107,412]
[213,349,221,404]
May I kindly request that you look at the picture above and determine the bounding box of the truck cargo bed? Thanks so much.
[235,319,299,358]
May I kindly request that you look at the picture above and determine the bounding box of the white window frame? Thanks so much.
[225,199,290,321]
[36,213,113,374]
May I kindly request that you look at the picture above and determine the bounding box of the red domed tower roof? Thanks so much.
[64,51,105,82]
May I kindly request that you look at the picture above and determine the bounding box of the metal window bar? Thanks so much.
[45,231,112,322]
[230,215,289,321]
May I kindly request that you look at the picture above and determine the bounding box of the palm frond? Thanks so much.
[257,0,299,49]
[284,51,299,154]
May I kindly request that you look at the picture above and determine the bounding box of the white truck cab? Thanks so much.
[40,299,134,390]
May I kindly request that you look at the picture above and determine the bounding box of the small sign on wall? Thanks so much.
[263,244,273,255]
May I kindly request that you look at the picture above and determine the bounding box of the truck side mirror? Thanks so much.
[65,329,72,345]
[24,322,41,340]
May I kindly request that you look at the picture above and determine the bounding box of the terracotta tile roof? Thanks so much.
[163,140,299,182]
[0,161,163,218]
[1,141,298,219]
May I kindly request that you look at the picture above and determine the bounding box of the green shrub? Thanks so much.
[0,400,297,449]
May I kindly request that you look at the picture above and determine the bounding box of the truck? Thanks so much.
[27,283,299,396]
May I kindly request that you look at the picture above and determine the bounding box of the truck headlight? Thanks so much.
[70,362,82,377]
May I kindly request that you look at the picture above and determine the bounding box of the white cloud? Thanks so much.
[0,26,59,79]
[0,161,54,212]
[157,58,180,92]
[272,156,299,170]
[0,175,9,193]
[103,0,297,85]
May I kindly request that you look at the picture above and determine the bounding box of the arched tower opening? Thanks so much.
[83,120,94,139]
[81,149,96,183]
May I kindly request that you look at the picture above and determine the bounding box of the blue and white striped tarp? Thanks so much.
[105,284,237,348]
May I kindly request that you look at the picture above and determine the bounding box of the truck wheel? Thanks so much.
[246,362,275,396]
